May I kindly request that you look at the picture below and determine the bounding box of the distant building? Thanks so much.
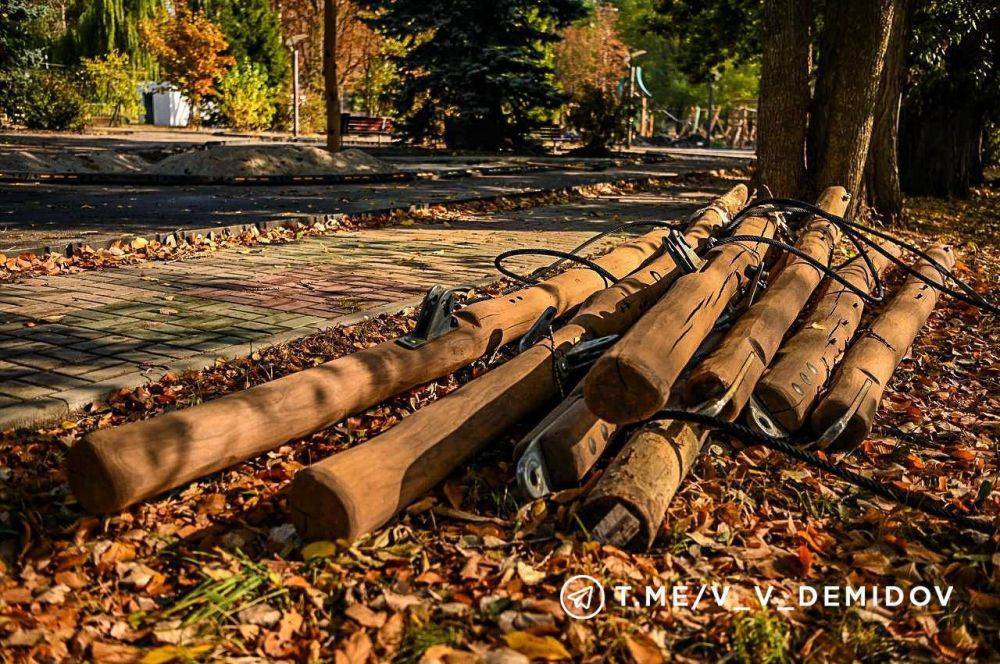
[142,83,191,127]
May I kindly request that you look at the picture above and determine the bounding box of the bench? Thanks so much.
[531,124,577,146]
[341,114,394,144]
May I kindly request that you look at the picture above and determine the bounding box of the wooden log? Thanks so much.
[811,245,955,452]
[288,191,748,541]
[584,419,705,548]
[582,188,849,548]
[67,184,750,514]
[682,187,849,419]
[582,213,777,425]
[752,239,903,433]
[512,386,615,489]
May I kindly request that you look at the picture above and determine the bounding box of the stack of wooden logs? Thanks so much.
[67,182,956,549]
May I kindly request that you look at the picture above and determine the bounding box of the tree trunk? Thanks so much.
[899,104,986,198]
[808,0,898,212]
[324,0,342,152]
[863,0,911,222]
[755,0,812,197]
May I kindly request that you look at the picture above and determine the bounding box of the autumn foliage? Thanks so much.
[141,3,235,116]
[553,3,630,98]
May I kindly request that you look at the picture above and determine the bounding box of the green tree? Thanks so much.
[357,0,588,150]
[216,59,277,130]
[0,0,48,69]
[82,50,144,124]
[61,0,164,69]
[197,0,289,90]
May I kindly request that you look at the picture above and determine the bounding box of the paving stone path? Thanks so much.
[0,184,727,428]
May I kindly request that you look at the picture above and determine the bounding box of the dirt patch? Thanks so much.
[150,144,393,177]
[0,149,148,173]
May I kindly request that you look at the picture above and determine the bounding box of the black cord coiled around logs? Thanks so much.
[640,409,998,537]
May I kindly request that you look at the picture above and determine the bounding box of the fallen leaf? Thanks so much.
[624,633,664,664]
[302,540,337,560]
[503,631,570,660]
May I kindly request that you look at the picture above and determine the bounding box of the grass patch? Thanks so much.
[160,550,286,630]
[732,611,790,664]
[395,623,462,664]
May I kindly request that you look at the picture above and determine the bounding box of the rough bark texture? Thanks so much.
[287,190,750,540]
[682,187,849,419]
[583,421,705,549]
[863,0,912,221]
[809,0,898,211]
[755,0,812,197]
[324,0,342,152]
[811,245,955,452]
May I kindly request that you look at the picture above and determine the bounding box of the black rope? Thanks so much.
[492,218,697,289]
[713,235,886,306]
[729,198,999,315]
[495,248,621,286]
[641,409,998,537]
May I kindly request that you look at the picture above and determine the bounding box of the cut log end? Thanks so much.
[583,355,663,425]
[588,502,644,548]
[753,381,805,433]
[67,436,128,514]
[288,466,356,541]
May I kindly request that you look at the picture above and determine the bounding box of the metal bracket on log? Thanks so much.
[397,285,467,349]
[746,395,790,439]
[556,334,620,378]
[515,436,555,499]
[661,229,704,274]
[691,352,756,418]
[518,306,559,353]
[815,377,874,449]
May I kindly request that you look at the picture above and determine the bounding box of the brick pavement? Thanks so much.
[0,185,727,428]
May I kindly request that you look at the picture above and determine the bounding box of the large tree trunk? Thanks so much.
[899,104,987,198]
[808,0,898,213]
[863,0,912,222]
[324,0,342,152]
[755,0,812,197]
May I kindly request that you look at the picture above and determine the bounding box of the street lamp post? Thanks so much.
[285,34,307,138]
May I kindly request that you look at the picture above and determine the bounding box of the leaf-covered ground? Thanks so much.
[0,187,997,663]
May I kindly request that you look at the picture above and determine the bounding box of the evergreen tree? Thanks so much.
[198,0,289,91]
[358,0,588,150]
[0,0,47,69]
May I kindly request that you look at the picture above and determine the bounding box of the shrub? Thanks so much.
[0,69,87,130]
[82,51,143,125]
[565,84,632,156]
[216,60,276,131]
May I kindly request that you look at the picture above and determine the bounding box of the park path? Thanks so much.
[0,152,747,252]
[0,183,729,428]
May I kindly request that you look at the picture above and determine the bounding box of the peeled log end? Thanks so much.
[67,435,129,514]
[583,355,664,425]
[681,370,728,409]
[288,466,356,541]
[811,398,870,453]
[753,379,805,434]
